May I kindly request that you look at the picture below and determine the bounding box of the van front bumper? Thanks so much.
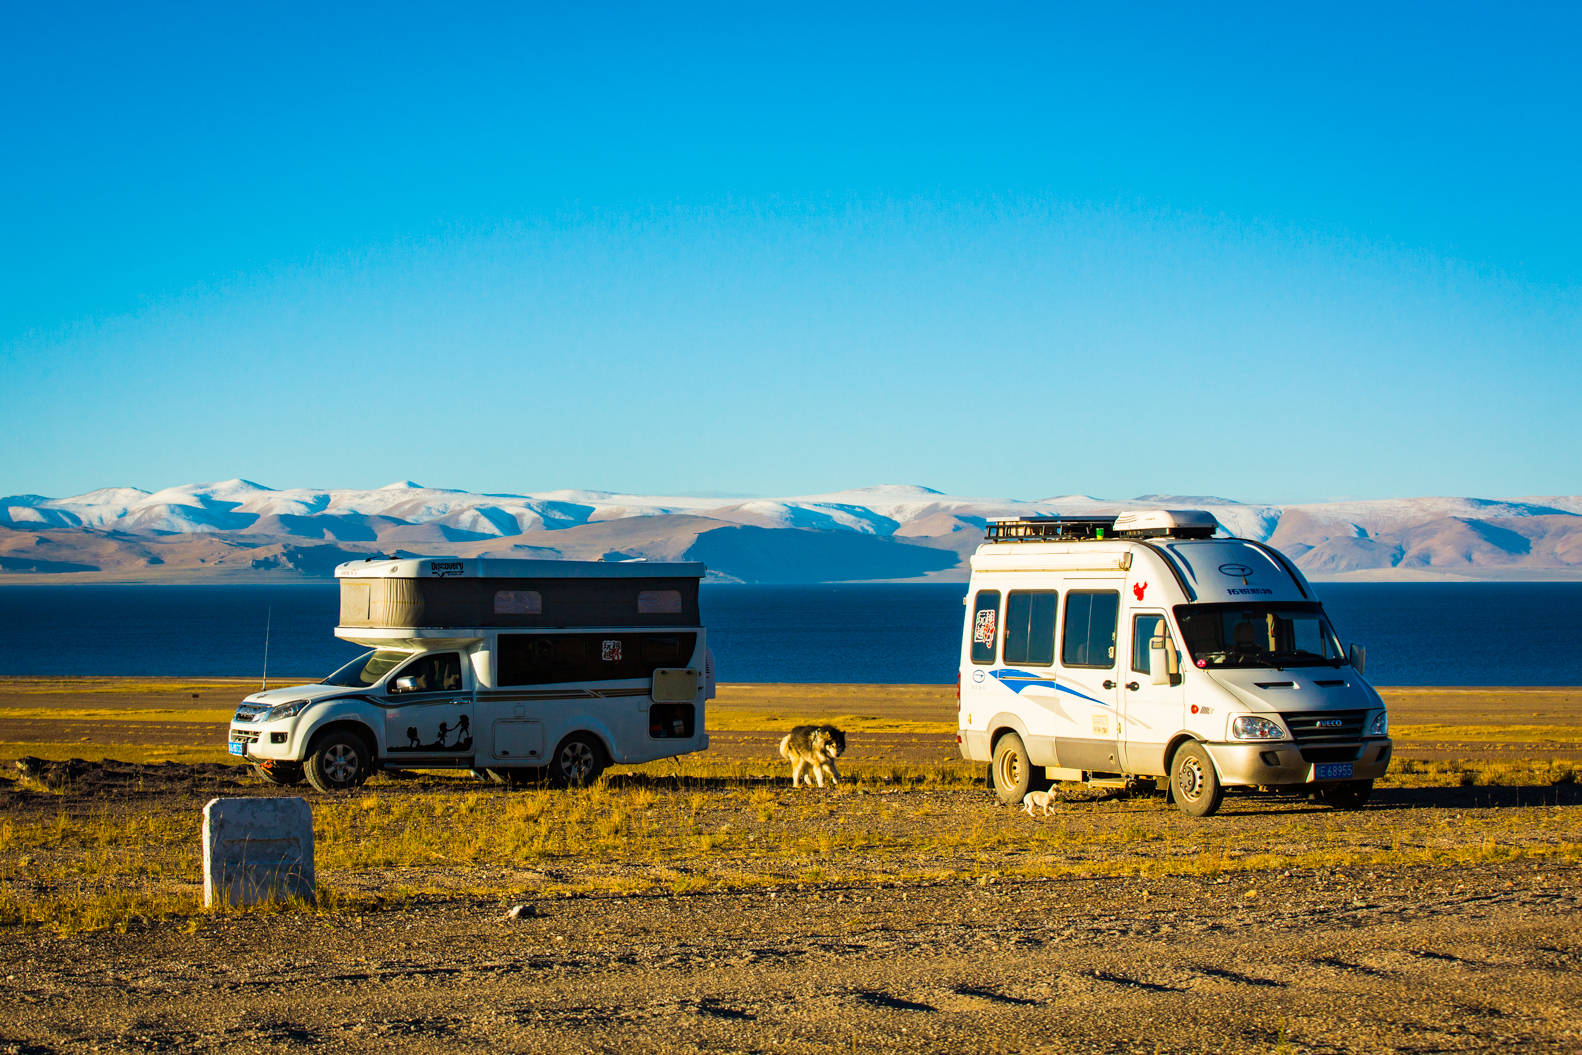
[1206,738,1392,787]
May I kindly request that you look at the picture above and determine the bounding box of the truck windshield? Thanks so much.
[322,650,410,687]
[1173,603,1345,669]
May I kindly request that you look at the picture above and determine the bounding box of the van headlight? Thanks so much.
[266,700,312,721]
[1231,715,1286,740]
[1369,711,1388,736]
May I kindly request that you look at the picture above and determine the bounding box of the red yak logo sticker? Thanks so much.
[1132,581,1148,601]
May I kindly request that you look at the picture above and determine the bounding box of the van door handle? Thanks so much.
[1103,680,1116,689]
[1126,681,1140,691]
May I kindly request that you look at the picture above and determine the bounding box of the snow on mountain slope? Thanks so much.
[1,480,1579,581]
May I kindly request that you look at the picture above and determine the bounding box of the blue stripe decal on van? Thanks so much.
[988,669,1109,707]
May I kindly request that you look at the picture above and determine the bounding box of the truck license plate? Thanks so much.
[1315,762,1353,780]
[228,742,245,756]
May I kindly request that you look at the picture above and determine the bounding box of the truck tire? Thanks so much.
[1170,741,1223,817]
[991,733,1033,805]
[305,730,372,793]
[548,734,605,787]
[1321,779,1373,809]
[253,760,304,787]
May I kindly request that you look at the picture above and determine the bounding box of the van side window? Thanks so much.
[1132,614,1181,684]
[1003,591,1058,666]
[970,590,1001,665]
[1062,591,1119,669]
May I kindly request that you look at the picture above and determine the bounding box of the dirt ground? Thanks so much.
[2,681,1581,1053]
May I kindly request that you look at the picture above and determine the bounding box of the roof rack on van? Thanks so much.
[984,516,1118,541]
[985,509,1220,542]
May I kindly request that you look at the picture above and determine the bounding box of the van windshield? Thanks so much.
[322,649,411,687]
[1173,603,1345,669]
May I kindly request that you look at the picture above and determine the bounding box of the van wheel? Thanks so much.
[991,733,1033,805]
[548,734,605,787]
[253,761,304,787]
[1321,780,1373,809]
[305,731,372,793]
[1170,741,1223,817]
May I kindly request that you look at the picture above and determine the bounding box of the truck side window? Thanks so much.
[970,590,1001,665]
[1062,590,1119,669]
[1003,590,1058,666]
[390,652,462,694]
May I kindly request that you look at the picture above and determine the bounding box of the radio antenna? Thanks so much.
[261,606,272,690]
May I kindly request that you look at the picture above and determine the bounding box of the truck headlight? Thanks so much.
[266,699,311,721]
[1231,715,1286,740]
[1369,711,1388,736]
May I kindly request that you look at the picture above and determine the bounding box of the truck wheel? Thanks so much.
[1170,741,1223,817]
[253,760,304,787]
[1321,780,1373,809]
[305,730,372,793]
[548,734,605,787]
[991,733,1033,805]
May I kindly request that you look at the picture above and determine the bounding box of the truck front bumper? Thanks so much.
[1206,738,1393,787]
[228,722,295,762]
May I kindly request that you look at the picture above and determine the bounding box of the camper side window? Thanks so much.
[497,632,698,685]
[1003,590,1058,666]
[1132,614,1182,684]
[389,652,463,694]
[969,590,1001,665]
[1061,591,1119,669]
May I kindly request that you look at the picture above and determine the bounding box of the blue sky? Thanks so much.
[3,1,1578,504]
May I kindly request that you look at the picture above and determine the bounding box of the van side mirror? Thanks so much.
[1149,637,1170,685]
[391,675,418,694]
[1348,644,1366,675]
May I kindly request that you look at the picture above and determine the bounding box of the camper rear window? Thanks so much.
[970,590,1001,664]
[497,632,698,685]
[1061,591,1119,668]
[1003,591,1057,666]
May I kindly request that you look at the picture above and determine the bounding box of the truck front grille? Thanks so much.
[233,703,271,723]
[230,730,261,745]
[1282,710,1367,743]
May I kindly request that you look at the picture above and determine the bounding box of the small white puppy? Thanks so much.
[1021,788,1056,816]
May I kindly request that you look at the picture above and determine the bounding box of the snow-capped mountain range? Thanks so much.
[2,480,1579,582]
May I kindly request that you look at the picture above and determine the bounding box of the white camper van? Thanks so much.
[957,511,1391,816]
[228,557,714,792]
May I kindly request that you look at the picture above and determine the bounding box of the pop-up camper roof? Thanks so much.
[334,557,706,633]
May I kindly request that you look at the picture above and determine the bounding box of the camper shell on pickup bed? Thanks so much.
[228,557,713,792]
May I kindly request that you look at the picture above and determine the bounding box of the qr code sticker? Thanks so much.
[973,609,996,646]
[602,639,623,662]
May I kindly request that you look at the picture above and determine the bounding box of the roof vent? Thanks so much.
[1112,509,1219,539]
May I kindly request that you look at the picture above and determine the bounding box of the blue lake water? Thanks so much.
[0,582,1579,685]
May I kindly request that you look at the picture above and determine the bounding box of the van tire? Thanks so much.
[991,733,1034,805]
[305,730,373,793]
[1321,780,1373,809]
[548,734,605,787]
[253,761,304,787]
[1170,741,1223,817]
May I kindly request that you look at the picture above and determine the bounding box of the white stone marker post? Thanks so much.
[202,797,316,908]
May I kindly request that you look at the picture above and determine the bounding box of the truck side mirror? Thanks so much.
[1149,637,1170,685]
[391,675,418,694]
[1348,643,1366,675]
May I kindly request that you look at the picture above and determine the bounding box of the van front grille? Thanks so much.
[1282,710,1367,743]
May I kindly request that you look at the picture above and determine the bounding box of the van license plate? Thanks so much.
[1315,762,1353,780]
[228,743,245,756]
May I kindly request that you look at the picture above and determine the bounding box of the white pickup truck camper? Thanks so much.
[957,510,1391,816]
[228,557,714,792]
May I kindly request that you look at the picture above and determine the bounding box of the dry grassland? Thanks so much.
[2,679,1581,1052]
